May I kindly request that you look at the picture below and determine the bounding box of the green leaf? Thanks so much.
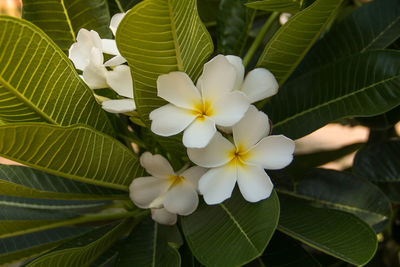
[256,0,343,85]
[22,0,112,53]
[376,183,400,204]
[354,140,400,182]
[116,0,214,127]
[249,231,321,267]
[298,0,400,74]
[217,0,255,55]
[0,164,127,200]
[279,168,392,232]
[116,216,181,267]
[246,0,305,13]
[0,123,144,191]
[27,220,133,267]
[264,50,400,140]
[0,226,91,265]
[278,194,377,266]
[198,0,220,26]
[0,16,114,136]
[109,0,142,13]
[181,189,279,267]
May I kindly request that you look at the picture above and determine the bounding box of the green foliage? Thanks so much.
[265,50,400,139]
[181,189,279,267]
[256,0,343,85]
[27,220,133,266]
[278,194,378,266]
[0,16,114,136]
[22,0,112,53]
[0,164,126,200]
[217,0,255,56]
[246,0,310,13]
[116,216,181,266]
[0,123,144,190]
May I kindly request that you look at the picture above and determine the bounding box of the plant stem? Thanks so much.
[242,12,280,68]
[2,210,149,239]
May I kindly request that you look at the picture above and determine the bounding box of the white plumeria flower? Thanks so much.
[150,55,250,148]
[187,105,295,205]
[101,12,127,67]
[129,152,207,225]
[224,55,279,103]
[151,208,177,225]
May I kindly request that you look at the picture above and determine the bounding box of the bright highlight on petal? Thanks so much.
[105,65,133,98]
[101,99,136,113]
[110,12,126,36]
[241,68,279,103]
[129,152,203,225]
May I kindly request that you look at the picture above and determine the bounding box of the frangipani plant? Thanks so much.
[0,0,399,266]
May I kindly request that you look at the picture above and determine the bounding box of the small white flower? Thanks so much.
[224,55,279,103]
[151,208,177,225]
[187,106,295,205]
[129,152,207,224]
[150,55,250,148]
[101,12,127,67]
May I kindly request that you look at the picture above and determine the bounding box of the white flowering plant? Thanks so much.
[0,0,399,266]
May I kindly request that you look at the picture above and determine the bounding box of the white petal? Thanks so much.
[76,29,102,50]
[201,55,237,101]
[179,166,208,190]
[210,91,250,127]
[233,105,270,151]
[105,65,133,98]
[101,99,135,113]
[182,116,216,148]
[89,47,105,66]
[225,55,244,91]
[237,165,273,202]
[68,42,90,71]
[151,208,177,225]
[140,152,175,178]
[104,55,127,66]
[88,30,103,50]
[150,104,197,137]
[246,135,295,169]
[198,166,237,205]
[129,177,170,209]
[157,72,202,110]
[187,132,234,168]
[110,12,126,36]
[241,68,278,103]
[163,181,199,215]
[101,39,119,55]
[82,62,108,89]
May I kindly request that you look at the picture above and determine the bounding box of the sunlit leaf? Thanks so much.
[0,16,114,135]
[0,164,126,200]
[0,123,144,191]
[22,0,112,53]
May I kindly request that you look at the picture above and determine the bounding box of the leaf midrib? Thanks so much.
[167,0,184,71]
[60,0,76,42]
[274,74,400,128]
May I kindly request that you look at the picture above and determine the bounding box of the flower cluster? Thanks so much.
[129,55,295,225]
[68,13,135,114]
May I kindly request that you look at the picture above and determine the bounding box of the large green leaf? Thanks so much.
[298,0,400,74]
[264,50,400,139]
[116,0,214,127]
[246,0,310,13]
[256,0,343,85]
[181,189,279,267]
[217,0,255,55]
[247,232,321,267]
[354,140,400,182]
[278,194,377,266]
[27,220,133,267]
[0,226,91,265]
[116,216,181,266]
[0,123,144,191]
[0,164,126,200]
[279,168,391,232]
[22,0,112,53]
[108,0,142,14]
[0,16,114,135]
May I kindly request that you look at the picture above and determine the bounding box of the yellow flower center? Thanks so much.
[192,101,214,119]
[168,175,185,187]
[227,144,249,168]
